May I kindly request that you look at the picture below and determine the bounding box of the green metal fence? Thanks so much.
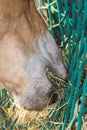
[38,0,87,130]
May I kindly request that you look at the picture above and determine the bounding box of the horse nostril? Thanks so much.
[49,92,60,105]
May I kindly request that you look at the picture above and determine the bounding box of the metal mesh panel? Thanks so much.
[38,0,87,130]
